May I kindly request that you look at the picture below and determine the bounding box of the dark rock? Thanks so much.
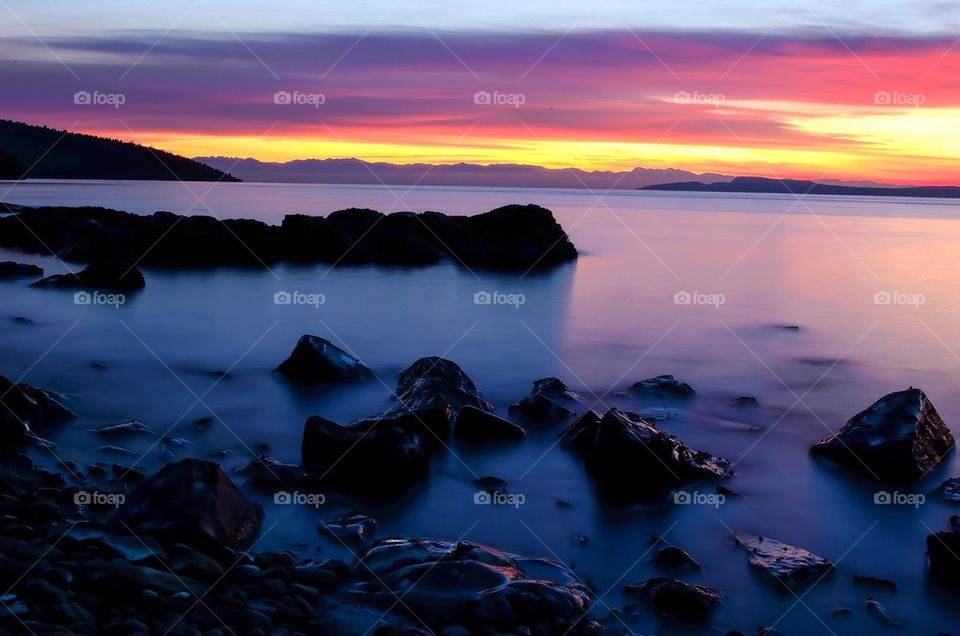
[355,537,591,632]
[629,375,695,399]
[393,356,493,416]
[865,598,905,627]
[301,415,429,498]
[651,546,701,571]
[235,455,304,492]
[0,261,42,279]
[474,476,508,493]
[732,396,759,407]
[853,574,897,591]
[926,515,960,585]
[320,513,377,547]
[111,458,264,549]
[934,477,960,502]
[623,577,724,622]
[159,436,195,458]
[811,388,954,482]
[98,445,138,456]
[735,534,834,586]
[172,552,225,582]
[454,406,526,443]
[292,565,339,591]
[32,257,145,291]
[87,419,154,439]
[508,378,578,424]
[275,335,372,385]
[0,375,74,440]
[560,408,730,503]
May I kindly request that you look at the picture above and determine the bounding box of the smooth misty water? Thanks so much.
[3,180,960,634]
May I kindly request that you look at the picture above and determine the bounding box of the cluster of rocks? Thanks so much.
[0,202,578,271]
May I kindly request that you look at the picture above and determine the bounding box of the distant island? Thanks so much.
[0,120,239,182]
[642,176,960,199]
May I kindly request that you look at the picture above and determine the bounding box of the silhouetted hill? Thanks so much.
[0,120,239,182]
[643,176,960,198]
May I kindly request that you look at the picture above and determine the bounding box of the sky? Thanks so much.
[1,0,959,184]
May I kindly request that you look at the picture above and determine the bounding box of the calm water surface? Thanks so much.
[3,180,960,633]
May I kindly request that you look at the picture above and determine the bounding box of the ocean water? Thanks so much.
[3,179,960,633]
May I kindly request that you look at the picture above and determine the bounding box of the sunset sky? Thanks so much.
[2,0,959,184]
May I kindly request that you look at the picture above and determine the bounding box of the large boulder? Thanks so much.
[926,515,960,586]
[508,377,579,424]
[454,405,526,443]
[31,258,145,291]
[0,261,42,279]
[111,459,264,549]
[811,388,955,483]
[353,538,592,633]
[0,375,74,441]
[735,534,834,586]
[560,408,730,502]
[623,577,725,622]
[301,416,429,498]
[275,335,372,385]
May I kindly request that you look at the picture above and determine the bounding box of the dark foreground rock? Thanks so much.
[623,577,725,622]
[0,375,74,440]
[561,408,730,502]
[508,377,579,424]
[275,334,372,385]
[629,375,696,399]
[31,258,146,291]
[0,201,578,270]
[926,515,960,586]
[453,405,526,443]
[110,458,264,549]
[735,534,834,586]
[811,388,955,483]
[353,538,593,633]
[0,261,42,279]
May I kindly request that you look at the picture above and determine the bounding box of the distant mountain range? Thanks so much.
[0,120,239,182]
[643,176,960,199]
[195,156,734,190]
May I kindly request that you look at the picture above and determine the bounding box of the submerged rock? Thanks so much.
[235,454,304,492]
[354,538,592,633]
[560,408,730,502]
[651,546,701,571]
[0,375,74,440]
[811,388,954,483]
[111,458,264,549]
[320,513,377,548]
[934,477,960,502]
[0,261,42,279]
[735,534,834,586]
[31,258,145,291]
[926,515,960,586]
[454,406,526,443]
[623,577,725,622]
[275,335,372,385]
[508,377,579,423]
[86,419,154,438]
[865,598,905,627]
[629,375,696,399]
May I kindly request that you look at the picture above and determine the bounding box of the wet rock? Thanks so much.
[235,455,304,492]
[735,534,834,586]
[865,598,905,627]
[86,419,154,438]
[732,396,759,407]
[393,356,493,416]
[934,477,960,502]
[112,463,146,484]
[853,574,897,591]
[474,476,508,493]
[275,335,372,385]
[111,458,264,549]
[320,513,377,548]
[629,375,695,399]
[508,378,579,423]
[0,261,42,279]
[623,577,725,622]
[97,445,138,456]
[560,408,730,503]
[811,388,954,483]
[651,546,701,571]
[159,436,195,458]
[454,406,526,443]
[301,415,429,498]
[32,257,145,291]
[926,515,960,585]
[355,537,591,632]
[0,375,74,440]
[172,552,225,582]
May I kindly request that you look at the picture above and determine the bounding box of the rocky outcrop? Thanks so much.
[0,261,42,279]
[275,335,372,385]
[735,534,834,586]
[811,388,954,483]
[926,515,960,586]
[560,408,730,502]
[31,258,145,291]
[0,375,74,441]
[508,377,579,424]
[623,577,724,622]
